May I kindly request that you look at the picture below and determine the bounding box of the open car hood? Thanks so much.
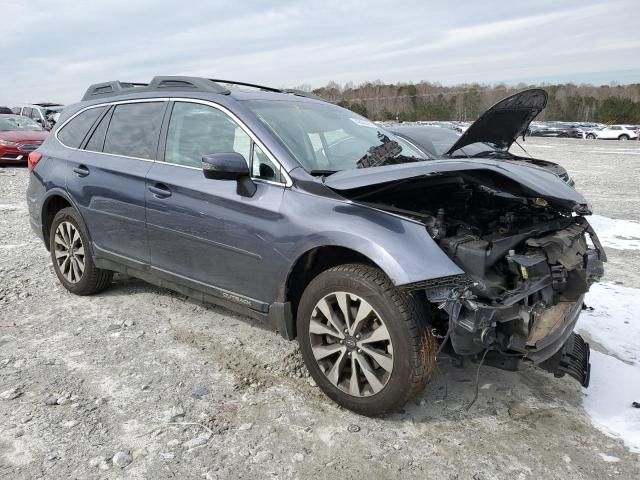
[445,89,547,155]
[323,159,589,213]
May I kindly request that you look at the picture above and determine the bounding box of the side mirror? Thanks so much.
[201,153,256,197]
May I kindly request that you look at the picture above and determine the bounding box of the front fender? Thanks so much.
[278,190,464,289]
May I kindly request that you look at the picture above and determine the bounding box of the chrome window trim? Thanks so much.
[54,98,168,162]
[54,97,292,187]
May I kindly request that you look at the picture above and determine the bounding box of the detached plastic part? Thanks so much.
[539,332,591,387]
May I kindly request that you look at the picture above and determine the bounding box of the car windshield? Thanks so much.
[0,117,43,132]
[244,100,425,173]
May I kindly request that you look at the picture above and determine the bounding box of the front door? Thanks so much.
[145,100,286,303]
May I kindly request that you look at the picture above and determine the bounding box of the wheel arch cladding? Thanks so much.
[283,245,378,323]
[41,193,73,250]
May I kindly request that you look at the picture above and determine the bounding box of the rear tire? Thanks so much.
[297,263,436,416]
[49,207,113,295]
[619,134,629,141]
[586,134,596,139]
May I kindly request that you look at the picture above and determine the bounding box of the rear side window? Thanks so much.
[57,106,106,148]
[103,102,165,160]
[85,108,112,152]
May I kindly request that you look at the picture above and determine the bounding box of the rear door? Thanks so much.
[63,100,167,263]
[145,100,286,303]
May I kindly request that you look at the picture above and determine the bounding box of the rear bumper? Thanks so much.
[30,216,44,242]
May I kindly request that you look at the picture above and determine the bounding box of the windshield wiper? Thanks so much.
[309,169,338,177]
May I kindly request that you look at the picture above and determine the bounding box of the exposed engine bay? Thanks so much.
[345,171,606,386]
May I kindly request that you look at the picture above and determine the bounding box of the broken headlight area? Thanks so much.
[423,217,604,387]
[348,170,605,386]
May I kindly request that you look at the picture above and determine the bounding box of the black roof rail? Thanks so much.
[208,79,282,93]
[81,76,230,101]
[210,79,326,101]
[81,76,325,102]
[149,76,230,94]
[81,81,148,101]
[281,89,325,101]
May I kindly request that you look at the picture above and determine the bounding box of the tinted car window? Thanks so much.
[103,102,165,160]
[57,106,106,148]
[85,107,112,152]
[165,102,251,168]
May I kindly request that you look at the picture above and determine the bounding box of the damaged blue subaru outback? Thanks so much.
[27,78,605,415]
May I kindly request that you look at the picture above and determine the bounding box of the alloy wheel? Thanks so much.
[309,292,394,397]
[54,221,85,283]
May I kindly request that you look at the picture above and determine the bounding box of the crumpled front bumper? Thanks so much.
[420,217,604,387]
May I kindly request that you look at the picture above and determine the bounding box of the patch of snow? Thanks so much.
[598,453,621,463]
[579,283,640,364]
[578,282,640,453]
[583,351,640,453]
[587,215,640,251]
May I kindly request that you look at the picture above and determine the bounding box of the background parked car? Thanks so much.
[588,124,638,140]
[0,114,48,165]
[18,103,64,130]
[0,106,13,114]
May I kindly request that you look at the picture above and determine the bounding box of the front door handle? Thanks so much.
[73,165,90,177]
[148,183,172,199]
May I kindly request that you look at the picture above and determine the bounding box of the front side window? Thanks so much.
[57,106,106,148]
[165,102,252,168]
[252,143,280,182]
[103,102,165,160]
[244,100,425,173]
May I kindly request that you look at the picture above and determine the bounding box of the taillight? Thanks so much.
[28,152,43,172]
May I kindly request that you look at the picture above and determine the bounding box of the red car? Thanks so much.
[0,114,48,165]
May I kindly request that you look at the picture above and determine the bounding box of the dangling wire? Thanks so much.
[465,349,490,411]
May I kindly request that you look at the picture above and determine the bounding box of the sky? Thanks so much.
[1,0,639,106]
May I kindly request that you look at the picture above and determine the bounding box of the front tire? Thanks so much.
[49,207,113,295]
[619,134,629,141]
[586,134,596,139]
[297,264,436,416]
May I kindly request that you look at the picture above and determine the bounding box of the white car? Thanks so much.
[18,103,64,130]
[586,124,638,141]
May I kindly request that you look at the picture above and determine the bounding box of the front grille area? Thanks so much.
[18,143,41,152]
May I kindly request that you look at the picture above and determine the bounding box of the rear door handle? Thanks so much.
[148,183,172,199]
[73,165,90,177]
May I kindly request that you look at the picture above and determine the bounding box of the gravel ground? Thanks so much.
[1,137,639,479]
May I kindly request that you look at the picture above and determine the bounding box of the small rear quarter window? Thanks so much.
[57,107,106,148]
